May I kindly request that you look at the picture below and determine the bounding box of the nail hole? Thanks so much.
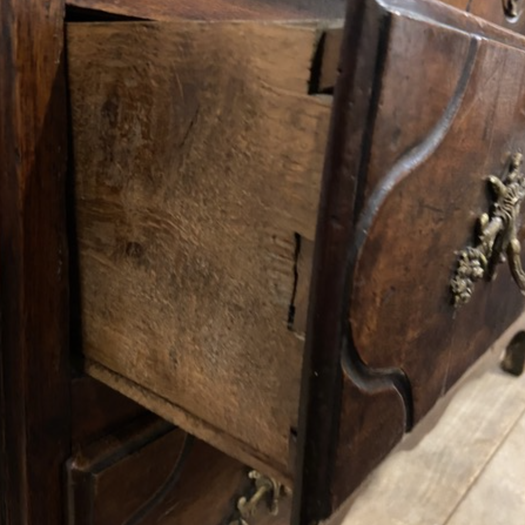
[501,331,525,376]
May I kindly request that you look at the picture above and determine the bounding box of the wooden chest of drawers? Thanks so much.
[67,1,525,523]
[4,0,525,524]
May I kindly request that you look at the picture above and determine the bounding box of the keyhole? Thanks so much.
[504,0,520,20]
[501,331,525,376]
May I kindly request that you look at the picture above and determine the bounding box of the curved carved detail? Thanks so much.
[294,2,508,522]
[340,333,414,430]
[345,37,478,420]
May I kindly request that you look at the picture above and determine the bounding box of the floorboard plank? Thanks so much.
[331,316,525,525]
[445,410,525,525]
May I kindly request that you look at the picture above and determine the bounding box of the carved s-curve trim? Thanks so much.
[342,38,478,420]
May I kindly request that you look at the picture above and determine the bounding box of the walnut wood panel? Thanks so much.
[68,416,177,525]
[68,21,335,481]
[294,1,525,524]
[67,417,254,525]
[0,0,71,524]
[69,377,264,525]
[65,0,346,20]
[349,20,525,422]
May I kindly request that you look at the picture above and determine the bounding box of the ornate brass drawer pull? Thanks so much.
[451,153,525,306]
[229,471,288,525]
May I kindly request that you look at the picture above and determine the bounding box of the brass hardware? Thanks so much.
[451,153,525,306]
[229,470,289,525]
[504,0,520,19]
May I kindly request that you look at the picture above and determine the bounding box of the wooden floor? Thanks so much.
[327,314,525,525]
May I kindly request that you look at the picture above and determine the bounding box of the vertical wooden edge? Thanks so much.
[291,1,395,523]
[66,460,94,525]
[0,0,70,524]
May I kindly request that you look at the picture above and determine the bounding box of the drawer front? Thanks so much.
[295,0,525,523]
[67,416,249,525]
[69,2,525,524]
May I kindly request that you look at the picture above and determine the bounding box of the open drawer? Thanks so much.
[68,1,525,523]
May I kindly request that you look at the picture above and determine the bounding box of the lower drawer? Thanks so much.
[67,414,273,525]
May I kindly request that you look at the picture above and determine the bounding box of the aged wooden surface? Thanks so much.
[69,21,334,481]
[71,376,145,446]
[0,0,71,524]
[68,416,177,525]
[316,28,343,94]
[349,1,525,426]
[68,3,525,524]
[443,0,525,35]
[69,377,250,525]
[294,1,525,524]
[68,406,295,525]
[65,0,346,20]
[67,417,250,525]
[333,315,525,525]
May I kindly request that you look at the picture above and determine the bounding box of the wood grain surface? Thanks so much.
[69,378,271,525]
[68,21,334,481]
[71,376,146,446]
[350,1,525,430]
[68,411,294,525]
[443,0,525,35]
[67,416,255,525]
[0,0,71,524]
[67,3,525,524]
[294,1,525,524]
[65,0,346,20]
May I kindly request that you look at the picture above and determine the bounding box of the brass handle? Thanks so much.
[229,471,288,525]
[451,152,525,306]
